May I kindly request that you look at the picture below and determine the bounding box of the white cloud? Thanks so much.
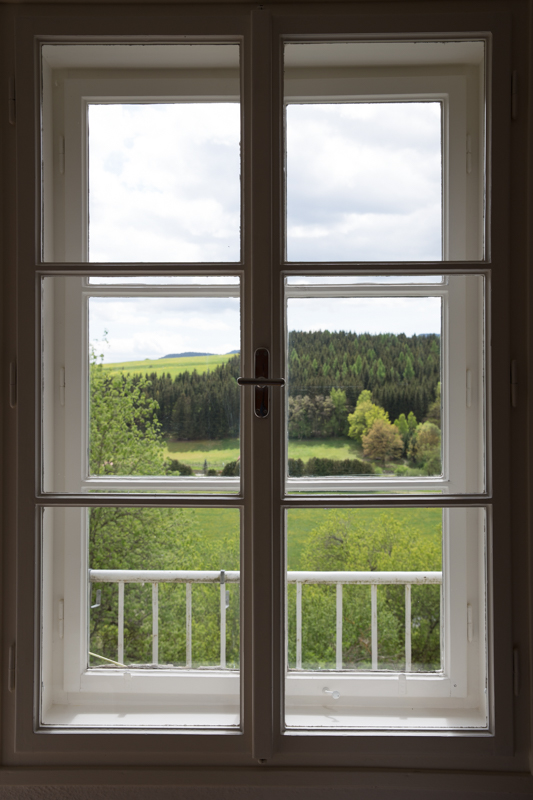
[89,297,241,363]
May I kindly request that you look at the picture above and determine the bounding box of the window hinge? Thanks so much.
[513,647,520,696]
[466,134,472,174]
[59,135,65,174]
[8,643,16,692]
[9,362,17,408]
[512,70,518,120]
[467,603,473,642]
[59,366,65,406]
[466,369,472,407]
[511,359,518,407]
[8,77,15,126]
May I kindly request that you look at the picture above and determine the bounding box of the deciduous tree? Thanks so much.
[362,417,403,464]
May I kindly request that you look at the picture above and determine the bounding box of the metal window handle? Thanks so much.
[236,377,285,386]
[237,348,284,418]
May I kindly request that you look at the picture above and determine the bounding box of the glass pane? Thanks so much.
[42,276,241,493]
[286,102,442,262]
[284,40,485,262]
[88,103,241,262]
[284,507,487,730]
[41,506,240,728]
[286,288,442,488]
[285,275,485,494]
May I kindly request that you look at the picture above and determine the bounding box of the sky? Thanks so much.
[89,294,440,363]
[87,100,442,362]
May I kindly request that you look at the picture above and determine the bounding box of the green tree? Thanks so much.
[328,388,349,436]
[90,356,166,477]
[408,421,441,475]
[362,418,403,465]
[403,355,415,381]
[288,511,442,671]
[347,390,389,443]
[425,382,441,428]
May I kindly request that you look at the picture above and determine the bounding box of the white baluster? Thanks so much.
[118,581,124,665]
[152,583,158,665]
[336,582,343,670]
[371,583,378,671]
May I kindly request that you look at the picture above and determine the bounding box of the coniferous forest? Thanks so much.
[141,331,440,441]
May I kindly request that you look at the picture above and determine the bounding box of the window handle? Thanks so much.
[236,378,285,386]
[237,348,285,418]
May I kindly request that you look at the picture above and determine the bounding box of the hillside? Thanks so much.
[102,353,235,380]
[101,331,440,441]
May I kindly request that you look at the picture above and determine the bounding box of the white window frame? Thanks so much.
[40,46,487,730]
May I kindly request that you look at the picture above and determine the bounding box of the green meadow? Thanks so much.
[163,436,370,471]
[185,507,441,571]
[163,438,240,471]
[102,353,235,380]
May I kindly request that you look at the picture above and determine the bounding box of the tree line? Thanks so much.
[138,331,440,441]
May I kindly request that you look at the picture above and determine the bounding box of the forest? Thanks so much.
[141,331,440,442]
[127,330,442,477]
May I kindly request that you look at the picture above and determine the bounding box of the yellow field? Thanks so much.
[102,353,238,379]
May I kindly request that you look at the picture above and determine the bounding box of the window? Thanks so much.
[39,36,488,732]
[6,2,524,779]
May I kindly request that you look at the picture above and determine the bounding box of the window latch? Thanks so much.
[237,348,285,418]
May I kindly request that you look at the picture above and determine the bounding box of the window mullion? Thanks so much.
[245,6,278,762]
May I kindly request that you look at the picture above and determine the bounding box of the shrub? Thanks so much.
[221,460,240,477]
[394,465,409,477]
[207,468,218,476]
[167,459,193,476]
[288,457,373,477]
[422,452,442,476]
[288,458,305,477]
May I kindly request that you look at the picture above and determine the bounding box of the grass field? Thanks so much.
[163,437,371,471]
[102,353,237,380]
[285,507,442,569]
[181,507,441,570]
[287,437,366,462]
[164,438,240,472]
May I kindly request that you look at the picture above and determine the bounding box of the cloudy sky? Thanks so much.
[286,102,442,262]
[89,296,241,362]
[87,100,442,362]
[88,103,241,263]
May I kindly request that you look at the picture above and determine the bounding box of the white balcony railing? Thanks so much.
[89,569,442,672]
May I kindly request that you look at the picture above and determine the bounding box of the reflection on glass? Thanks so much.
[286,508,442,672]
[286,295,442,481]
[89,508,240,669]
[286,103,442,262]
[89,295,241,482]
[88,103,241,262]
